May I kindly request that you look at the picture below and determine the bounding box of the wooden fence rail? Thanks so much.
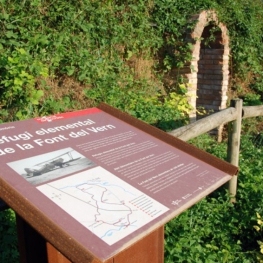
[168,107,238,141]
[169,98,263,200]
[169,101,263,141]
[243,105,263,119]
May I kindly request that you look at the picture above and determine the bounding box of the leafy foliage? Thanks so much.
[0,48,48,121]
[254,212,263,262]
[1,0,263,121]
[1,1,263,262]
[0,209,18,263]
[85,85,191,131]
[164,134,263,262]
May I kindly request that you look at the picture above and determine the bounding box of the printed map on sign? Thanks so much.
[37,166,169,245]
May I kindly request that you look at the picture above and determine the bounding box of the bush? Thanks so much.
[1,0,263,121]
[0,48,47,122]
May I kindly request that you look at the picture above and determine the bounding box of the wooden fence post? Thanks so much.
[226,99,243,201]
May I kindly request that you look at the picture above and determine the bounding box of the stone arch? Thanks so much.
[184,10,230,125]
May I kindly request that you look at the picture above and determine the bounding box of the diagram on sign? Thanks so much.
[37,166,169,245]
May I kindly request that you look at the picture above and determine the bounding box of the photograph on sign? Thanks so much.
[7,147,95,185]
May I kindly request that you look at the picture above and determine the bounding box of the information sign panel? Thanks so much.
[0,103,238,262]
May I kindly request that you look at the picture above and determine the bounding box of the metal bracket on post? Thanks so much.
[226,99,243,202]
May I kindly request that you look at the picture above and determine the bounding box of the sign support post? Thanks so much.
[16,215,164,263]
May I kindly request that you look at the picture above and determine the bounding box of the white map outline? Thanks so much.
[37,166,169,245]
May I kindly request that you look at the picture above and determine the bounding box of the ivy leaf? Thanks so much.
[30,90,44,105]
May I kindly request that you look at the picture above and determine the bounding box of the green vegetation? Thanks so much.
[0,209,18,263]
[166,132,263,262]
[254,212,263,262]
[1,0,263,262]
[1,0,263,123]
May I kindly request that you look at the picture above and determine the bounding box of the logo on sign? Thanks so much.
[35,115,64,123]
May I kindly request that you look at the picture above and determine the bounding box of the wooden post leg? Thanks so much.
[16,212,164,263]
[16,214,48,263]
[47,226,164,263]
[16,214,71,263]
[46,243,71,263]
[113,226,164,263]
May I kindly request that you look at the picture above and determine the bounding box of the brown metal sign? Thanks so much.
[0,103,237,262]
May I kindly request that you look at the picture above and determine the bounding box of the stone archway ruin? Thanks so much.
[184,10,230,127]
